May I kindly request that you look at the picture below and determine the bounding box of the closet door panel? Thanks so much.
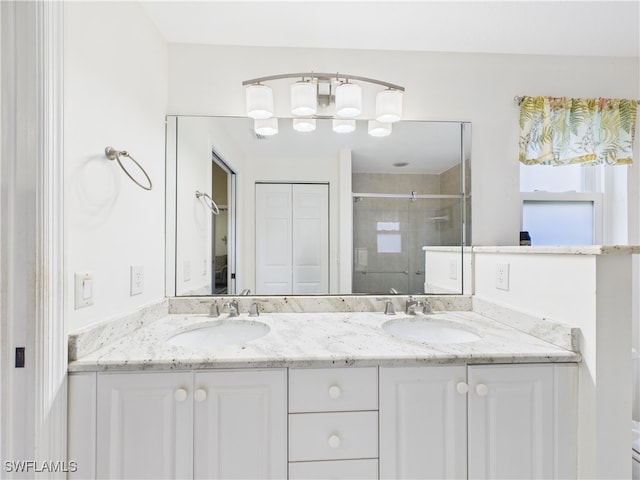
[292,184,329,294]
[256,184,293,294]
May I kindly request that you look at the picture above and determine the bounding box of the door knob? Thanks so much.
[328,434,341,448]
[456,382,469,394]
[174,388,188,402]
[194,389,207,402]
[475,384,489,397]
[328,385,342,399]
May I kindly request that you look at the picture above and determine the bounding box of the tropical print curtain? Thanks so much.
[519,96,637,166]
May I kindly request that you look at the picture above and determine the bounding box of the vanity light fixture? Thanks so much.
[245,84,274,119]
[368,120,392,137]
[254,117,278,136]
[332,119,356,133]
[292,118,316,132]
[242,72,404,136]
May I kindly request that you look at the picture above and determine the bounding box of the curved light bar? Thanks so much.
[242,72,404,92]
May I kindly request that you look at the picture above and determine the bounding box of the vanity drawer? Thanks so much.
[289,411,378,461]
[289,459,378,480]
[289,367,378,412]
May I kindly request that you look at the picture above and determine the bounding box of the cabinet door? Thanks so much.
[380,365,467,479]
[193,369,287,479]
[96,371,192,480]
[467,364,555,479]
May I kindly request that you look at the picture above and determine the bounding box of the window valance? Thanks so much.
[519,96,637,166]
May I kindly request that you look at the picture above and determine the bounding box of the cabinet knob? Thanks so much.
[475,384,489,397]
[328,434,341,448]
[328,385,342,399]
[456,382,469,394]
[174,388,188,402]
[194,389,207,402]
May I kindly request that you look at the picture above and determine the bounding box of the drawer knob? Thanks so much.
[174,388,188,402]
[194,389,207,402]
[328,385,342,399]
[328,434,341,448]
[456,382,469,394]
[475,384,489,397]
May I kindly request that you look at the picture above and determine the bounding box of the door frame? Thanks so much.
[0,0,66,469]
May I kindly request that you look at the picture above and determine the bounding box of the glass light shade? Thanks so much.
[376,89,403,123]
[290,81,317,116]
[293,118,316,132]
[332,119,356,133]
[335,82,362,118]
[245,84,274,119]
[254,117,278,136]
[368,120,392,137]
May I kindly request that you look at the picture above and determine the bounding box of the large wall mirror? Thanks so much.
[166,116,471,297]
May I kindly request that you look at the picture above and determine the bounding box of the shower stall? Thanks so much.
[352,192,463,294]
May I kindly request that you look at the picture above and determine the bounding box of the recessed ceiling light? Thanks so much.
[393,162,409,167]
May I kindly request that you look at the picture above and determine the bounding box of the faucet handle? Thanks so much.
[384,301,396,315]
[422,300,432,314]
[249,303,260,317]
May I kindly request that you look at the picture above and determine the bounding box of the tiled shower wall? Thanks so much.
[352,168,462,294]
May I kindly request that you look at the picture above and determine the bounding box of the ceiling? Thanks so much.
[140,1,639,58]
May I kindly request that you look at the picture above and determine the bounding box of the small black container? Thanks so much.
[520,231,531,246]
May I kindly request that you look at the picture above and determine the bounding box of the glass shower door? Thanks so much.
[352,194,463,295]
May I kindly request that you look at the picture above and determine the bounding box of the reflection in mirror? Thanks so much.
[165,116,470,297]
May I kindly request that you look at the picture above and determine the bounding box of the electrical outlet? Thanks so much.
[130,265,144,296]
[74,272,94,309]
[183,260,191,282]
[448,259,458,280]
[496,262,510,291]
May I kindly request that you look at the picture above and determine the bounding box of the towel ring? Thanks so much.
[104,146,153,191]
[196,190,220,215]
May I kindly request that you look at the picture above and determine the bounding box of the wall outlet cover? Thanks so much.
[496,262,510,291]
[130,265,144,296]
[448,259,458,280]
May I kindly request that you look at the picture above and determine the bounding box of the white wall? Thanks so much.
[473,250,632,478]
[175,117,213,295]
[64,2,168,332]
[167,44,639,246]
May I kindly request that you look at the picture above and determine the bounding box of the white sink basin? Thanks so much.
[382,317,481,344]
[166,320,270,348]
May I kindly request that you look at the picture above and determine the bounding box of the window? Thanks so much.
[520,163,626,245]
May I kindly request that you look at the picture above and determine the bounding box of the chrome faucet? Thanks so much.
[249,303,260,317]
[209,303,220,317]
[384,301,396,315]
[222,300,239,317]
[405,296,419,315]
[239,289,251,296]
[405,296,432,315]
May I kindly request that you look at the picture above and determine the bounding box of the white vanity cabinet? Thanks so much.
[69,369,287,480]
[288,367,379,480]
[380,363,578,479]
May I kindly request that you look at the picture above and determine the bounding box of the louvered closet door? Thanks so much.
[256,183,328,294]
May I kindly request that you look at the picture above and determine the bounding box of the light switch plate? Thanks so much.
[130,265,144,296]
[183,260,191,282]
[74,272,94,309]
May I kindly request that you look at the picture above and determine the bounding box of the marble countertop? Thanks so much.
[472,245,640,255]
[68,310,579,372]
